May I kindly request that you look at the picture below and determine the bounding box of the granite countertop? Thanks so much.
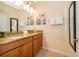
[0,32,42,45]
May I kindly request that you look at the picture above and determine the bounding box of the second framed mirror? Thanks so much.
[10,18,18,32]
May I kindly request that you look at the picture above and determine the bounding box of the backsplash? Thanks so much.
[0,30,43,38]
[0,31,23,38]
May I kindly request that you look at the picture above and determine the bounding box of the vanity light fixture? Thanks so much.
[24,4,36,14]
[30,7,34,14]
[23,4,30,10]
[32,9,35,13]
[3,1,36,14]
[30,8,36,14]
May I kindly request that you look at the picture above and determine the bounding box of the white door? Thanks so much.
[76,1,79,56]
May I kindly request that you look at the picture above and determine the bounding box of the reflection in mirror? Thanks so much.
[10,18,18,32]
[70,2,74,47]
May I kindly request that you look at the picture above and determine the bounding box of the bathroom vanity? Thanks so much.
[0,32,42,57]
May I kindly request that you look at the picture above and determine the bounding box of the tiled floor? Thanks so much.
[36,49,65,57]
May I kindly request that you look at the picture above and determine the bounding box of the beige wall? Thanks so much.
[33,1,75,56]
[0,2,19,18]
[34,2,64,49]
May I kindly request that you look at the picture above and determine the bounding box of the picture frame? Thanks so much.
[27,16,34,26]
[36,14,46,25]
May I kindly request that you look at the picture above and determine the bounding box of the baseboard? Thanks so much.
[42,47,71,57]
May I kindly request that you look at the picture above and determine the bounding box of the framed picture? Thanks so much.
[36,18,41,25]
[27,16,34,26]
[41,15,46,25]
[36,14,46,25]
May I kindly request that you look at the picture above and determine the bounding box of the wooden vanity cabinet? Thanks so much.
[21,42,32,57]
[33,38,39,56]
[0,36,33,57]
[1,47,20,57]
[38,37,42,50]
[33,33,42,56]
[0,33,42,57]
[1,42,33,57]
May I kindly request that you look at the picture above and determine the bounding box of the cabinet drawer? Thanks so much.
[33,33,42,39]
[1,47,20,57]
[0,36,32,55]
[21,36,32,45]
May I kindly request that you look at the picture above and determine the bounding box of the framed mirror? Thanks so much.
[10,18,18,32]
[69,1,76,52]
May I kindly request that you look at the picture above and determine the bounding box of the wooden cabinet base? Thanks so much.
[21,42,32,57]
[33,33,42,56]
[0,33,42,57]
[1,47,20,57]
[33,39,39,56]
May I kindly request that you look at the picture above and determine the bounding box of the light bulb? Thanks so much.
[32,9,35,13]
[23,4,30,9]
[29,7,36,14]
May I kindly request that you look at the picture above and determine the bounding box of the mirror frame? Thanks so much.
[69,1,76,52]
[10,18,18,32]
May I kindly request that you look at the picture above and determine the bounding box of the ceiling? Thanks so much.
[2,1,71,9]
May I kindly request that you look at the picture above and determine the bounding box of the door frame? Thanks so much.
[69,1,76,52]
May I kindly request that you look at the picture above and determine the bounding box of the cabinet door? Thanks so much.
[33,39,39,56]
[21,42,32,57]
[1,47,20,57]
[38,37,42,50]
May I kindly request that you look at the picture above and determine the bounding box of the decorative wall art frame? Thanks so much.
[27,16,34,26]
[36,13,46,25]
